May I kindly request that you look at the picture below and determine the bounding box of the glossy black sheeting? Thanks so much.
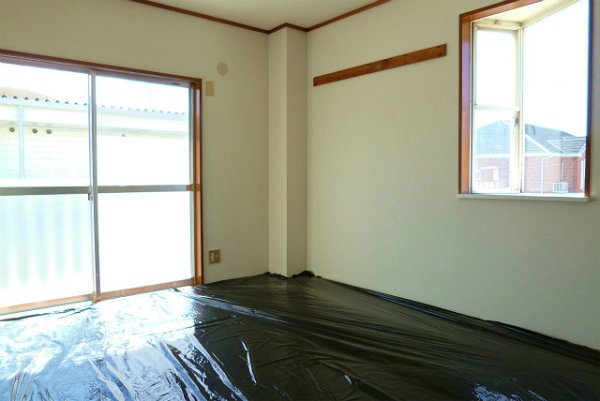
[1,272,598,401]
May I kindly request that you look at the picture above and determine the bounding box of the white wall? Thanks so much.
[0,0,269,283]
[307,0,600,349]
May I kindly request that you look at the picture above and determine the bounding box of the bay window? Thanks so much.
[460,0,591,197]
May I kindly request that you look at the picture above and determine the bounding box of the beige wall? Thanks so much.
[0,0,269,283]
[307,0,600,349]
[268,29,288,275]
[268,28,307,277]
[1,0,598,350]
[285,29,307,277]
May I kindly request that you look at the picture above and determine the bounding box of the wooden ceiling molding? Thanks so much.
[129,0,390,34]
[129,0,270,33]
[307,0,390,31]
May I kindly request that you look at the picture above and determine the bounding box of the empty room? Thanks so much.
[0,0,598,400]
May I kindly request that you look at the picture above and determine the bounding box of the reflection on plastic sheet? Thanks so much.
[1,273,599,400]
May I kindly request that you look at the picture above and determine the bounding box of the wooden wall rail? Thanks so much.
[313,44,447,86]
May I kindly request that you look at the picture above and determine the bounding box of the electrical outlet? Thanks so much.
[208,249,221,264]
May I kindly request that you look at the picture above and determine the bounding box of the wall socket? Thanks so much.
[208,249,221,264]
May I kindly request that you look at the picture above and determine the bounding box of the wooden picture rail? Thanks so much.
[313,44,447,86]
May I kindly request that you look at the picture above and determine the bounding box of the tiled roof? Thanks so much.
[548,137,587,154]
[475,120,586,156]
[524,136,545,153]
[523,124,585,155]
[473,120,512,155]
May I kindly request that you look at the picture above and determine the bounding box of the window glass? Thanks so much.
[0,195,93,306]
[475,29,517,108]
[472,110,517,193]
[0,104,19,179]
[0,62,89,187]
[522,1,589,195]
[96,76,190,186]
[98,192,193,292]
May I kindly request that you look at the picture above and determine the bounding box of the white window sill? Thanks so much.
[456,193,591,202]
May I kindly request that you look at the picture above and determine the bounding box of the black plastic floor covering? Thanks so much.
[1,272,598,401]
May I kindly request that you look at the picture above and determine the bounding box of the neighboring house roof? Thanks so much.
[0,88,185,116]
[0,89,187,135]
[524,136,545,154]
[524,124,586,155]
[0,87,61,103]
[546,137,587,154]
[473,120,510,155]
[474,120,586,156]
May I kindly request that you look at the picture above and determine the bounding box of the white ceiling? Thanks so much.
[146,0,378,31]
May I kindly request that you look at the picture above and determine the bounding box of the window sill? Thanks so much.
[456,193,591,202]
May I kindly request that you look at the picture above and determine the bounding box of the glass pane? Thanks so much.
[522,0,589,195]
[0,195,93,307]
[475,29,517,107]
[472,110,516,193]
[0,105,19,179]
[0,62,89,187]
[96,76,190,186]
[98,192,193,292]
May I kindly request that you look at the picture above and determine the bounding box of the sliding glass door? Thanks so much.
[0,63,94,310]
[95,75,193,294]
[0,56,201,313]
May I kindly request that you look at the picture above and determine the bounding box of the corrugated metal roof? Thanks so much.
[0,89,185,116]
